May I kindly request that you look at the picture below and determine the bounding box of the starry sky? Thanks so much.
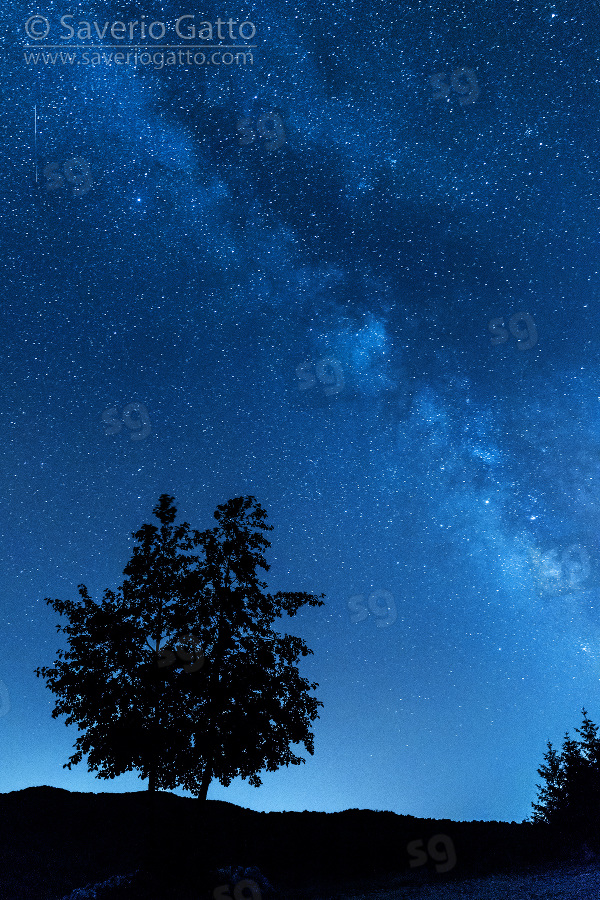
[3,0,600,824]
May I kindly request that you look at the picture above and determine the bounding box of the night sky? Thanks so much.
[3,0,600,824]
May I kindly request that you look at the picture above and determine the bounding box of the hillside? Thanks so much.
[0,786,570,900]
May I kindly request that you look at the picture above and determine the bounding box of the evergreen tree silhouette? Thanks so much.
[532,740,564,825]
[532,708,600,850]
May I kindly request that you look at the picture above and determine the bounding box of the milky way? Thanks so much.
[3,0,600,823]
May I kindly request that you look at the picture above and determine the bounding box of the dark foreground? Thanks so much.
[0,786,592,899]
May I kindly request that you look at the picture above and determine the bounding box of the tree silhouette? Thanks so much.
[34,495,201,793]
[117,492,206,792]
[532,739,564,825]
[532,708,600,848]
[174,495,325,802]
[34,494,325,804]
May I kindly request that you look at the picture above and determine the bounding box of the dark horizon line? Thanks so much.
[0,783,527,824]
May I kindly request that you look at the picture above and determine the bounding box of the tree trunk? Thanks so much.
[196,759,213,900]
[143,782,159,878]
[197,754,213,803]
[196,590,226,893]
[145,666,162,876]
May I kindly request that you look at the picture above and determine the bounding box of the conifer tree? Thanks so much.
[532,709,600,847]
[532,740,564,824]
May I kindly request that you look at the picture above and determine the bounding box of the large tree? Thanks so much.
[34,494,324,804]
[34,495,201,793]
[174,495,325,802]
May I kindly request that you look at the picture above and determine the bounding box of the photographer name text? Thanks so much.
[25,14,256,43]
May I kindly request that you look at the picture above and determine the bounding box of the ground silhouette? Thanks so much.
[0,785,574,900]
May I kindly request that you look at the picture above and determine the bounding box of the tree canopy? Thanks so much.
[34,494,325,802]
